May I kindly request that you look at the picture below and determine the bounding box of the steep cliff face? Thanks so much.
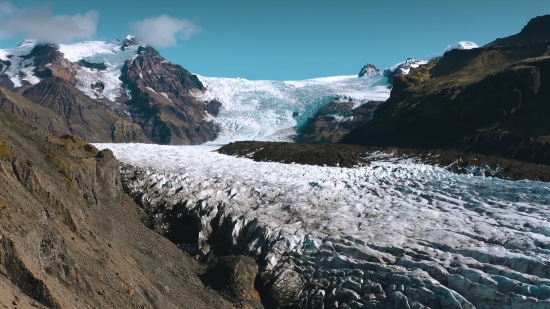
[342,15,550,164]
[120,46,218,144]
[0,108,231,308]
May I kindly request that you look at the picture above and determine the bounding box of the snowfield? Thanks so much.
[96,143,550,309]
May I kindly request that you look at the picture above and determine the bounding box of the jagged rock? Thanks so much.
[0,38,218,146]
[358,64,380,77]
[206,99,222,116]
[121,35,139,50]
[120,46,218,144]
[90,81,105,93]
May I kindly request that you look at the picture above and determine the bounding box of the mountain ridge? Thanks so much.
[341,15,550,165]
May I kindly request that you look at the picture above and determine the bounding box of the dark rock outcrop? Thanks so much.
[0,109,232,308]
[342,15,550,165]
[358,64,380,77]
[382,58,426,85]
[90,81,105,93]
[120,46,218,144]
[27,44,77,84]
[295,100,382,143]
[203,255,264,309]
[121,36,139,51]
[206,99,222,116]
[78,60,107,71]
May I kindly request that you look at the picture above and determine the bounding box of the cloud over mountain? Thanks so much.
[0,2,98,43]
[131,14,200,47]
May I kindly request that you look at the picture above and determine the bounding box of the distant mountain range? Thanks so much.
[0,35,478,146]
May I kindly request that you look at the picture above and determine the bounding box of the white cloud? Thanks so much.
[0,3,98,43]
[131,15,199,47]
[0,2,16,19]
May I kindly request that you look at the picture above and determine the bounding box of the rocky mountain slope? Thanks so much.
[0,37,217,144]
[295,98,382,143]
[342,15,550,165]
[0,106,236,308]
[120,46,218,144]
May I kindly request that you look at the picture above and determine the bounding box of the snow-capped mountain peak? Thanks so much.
[16,39,37,48]
[0,37,144,100]
[121,35,141,51]
[358,64,380,77]
[424,40,479,60]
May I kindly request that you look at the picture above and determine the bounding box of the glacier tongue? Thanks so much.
[96,143,550,309]
[195,74,391,143]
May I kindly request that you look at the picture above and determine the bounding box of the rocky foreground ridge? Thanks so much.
[342,15,550,165]
[0,106,239,308]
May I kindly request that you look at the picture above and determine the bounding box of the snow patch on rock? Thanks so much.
[60,41,141,102]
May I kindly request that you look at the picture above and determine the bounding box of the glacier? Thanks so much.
[196,74,391,143]
[96,143,550,309]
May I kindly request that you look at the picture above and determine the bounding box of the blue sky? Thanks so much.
[1,0,550,80]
